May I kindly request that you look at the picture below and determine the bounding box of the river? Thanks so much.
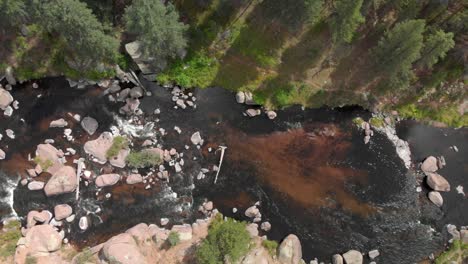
[0,76,466,263]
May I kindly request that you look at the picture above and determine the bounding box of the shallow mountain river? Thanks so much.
[0,76,466,263]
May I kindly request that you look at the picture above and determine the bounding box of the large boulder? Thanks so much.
[24,224,62,255]
[35,144,63,174]
[44,166,77,196]
[101,233,147,264]
[54,204,73,221]
[83,132,114,164]
[245,206,260,218]
[109,148,129,168]
[81,116,99,135]
[236,91,246,104]
[126,174,143,184]
[126,223,152,242]
[27,210,52,228]
[278,234,302,264]
[342,250,363,264]
[0,88,14,110]
[426,172,450,192]
[421,156,438,173]
[95,174,120,187]
[171,224,193,241]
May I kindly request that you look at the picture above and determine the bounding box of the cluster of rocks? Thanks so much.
[170,86,197,110]
[14,204,76,263]
[235,91,277,119]
[446,224,468,244]
[421,155,451,207]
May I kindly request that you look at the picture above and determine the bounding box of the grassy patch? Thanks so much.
[397,103,468,128]
[126,150,162,168]
[157,52,219,88]
[0,220,21,259]
[75,248,94,264]
[435,240,468,264]
[25,256,37,264]
[106,136,128,158]
[262,239,278,256]
[369,117,385,128]
[167,231,180,247]
[33,156,53,171]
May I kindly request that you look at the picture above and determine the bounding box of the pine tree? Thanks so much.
[124,0,188,70]
[373,19,426,87]
[0,0,27,29]
[331,0,365,43]
[419,29,455,69]
[34,0,119,68]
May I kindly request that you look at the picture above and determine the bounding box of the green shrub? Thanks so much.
[168,232,180,247]
[196,215,251,264]
[106,136,129,158]
[262,239,278,256]
[33,156,53,171]
[126,150,162,168]
[0,220,21,259]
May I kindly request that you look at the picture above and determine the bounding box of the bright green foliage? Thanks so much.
[196,216,251,264]
[157,53,219,88]
[435,240,468,264]
[126,150,162,168]
[331,0,365,43]
[373,19,425,88]
[0,0,27,28]
[419,29,455,69]
[168,232,180,247]
[33,0,119,68]
[124,0,188,70]
[262,239,278,256]
[352,117,365,127]
[106,136,129,158]
[0,220,21,259]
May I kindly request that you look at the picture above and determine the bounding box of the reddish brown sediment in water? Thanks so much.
[1,153,33,177]
[222,124,376,216]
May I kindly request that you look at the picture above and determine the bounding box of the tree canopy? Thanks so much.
[0,0,27,28]
[419,29,455,69]
[34,0,119,67]
[331,0,365,43]
[373,19,426,87]
[124,0,188,70]
[305,0,324,24]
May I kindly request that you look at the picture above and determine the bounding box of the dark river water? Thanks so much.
[0,76,466,264]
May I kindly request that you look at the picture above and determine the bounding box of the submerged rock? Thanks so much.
[81,116,99,135]
[278,234,302,264]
